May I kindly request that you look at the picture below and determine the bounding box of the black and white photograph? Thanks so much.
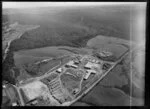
[2,2,146,106]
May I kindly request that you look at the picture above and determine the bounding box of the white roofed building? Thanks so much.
[84,71,91,80]
[71,64,78,68]
[84,62,93,69]
[12,102,17,106]
[66,61,78,68]
[66,61,74,66]
[84,62,99,69]
[56,68,62,73]
[84,69,97,80]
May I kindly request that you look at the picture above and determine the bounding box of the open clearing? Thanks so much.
[13,53,50,68]
[87,35,134,47]
[81,85,143,106]
[13,46,75,68]
[15,46,74,58]
[87,35,129,59]
[60,69,82,95]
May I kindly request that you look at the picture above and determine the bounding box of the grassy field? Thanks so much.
[81,85,143,106]
[87,35,129,60]
[100,64,128,88]
[23,59,60,77]
[14,50,61,79]
[38,59,60,74]
[16,67,32,83]
[16,46,73,58]
[87,35,131,47]
[13,46,74,71]
[13,52,50,68]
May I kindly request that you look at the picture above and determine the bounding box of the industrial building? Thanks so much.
[66,61,78,68]
[84,62,99,69]
[56,68,62,73]
[83,69,97,80]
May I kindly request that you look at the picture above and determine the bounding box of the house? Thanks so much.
[74,59,80,64]
[73,56,81,64]
[84,62,93,69]
[71,64,78,68]
[66,61,78,68]
[31,100,38,105]
[84,71,91,80]
[12,102,17,106]
[56,68,62,73]
[66,61,74,67]
[89,58,99,63]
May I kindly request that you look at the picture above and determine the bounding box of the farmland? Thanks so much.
[3,5,132,84]
[2,4,145,106]
[23,59,60,77]
[87,35,129,59]
[80,85,143,106]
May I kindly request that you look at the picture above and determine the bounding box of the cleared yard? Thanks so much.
[20,80,51,104]
[60,69,82,96]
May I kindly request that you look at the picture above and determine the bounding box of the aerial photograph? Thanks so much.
[2,2,146,106]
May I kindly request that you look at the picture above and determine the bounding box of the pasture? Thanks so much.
[81,85,143,106]
[15,46,73,58]
[13,46,74,68]
[87,35,129,60]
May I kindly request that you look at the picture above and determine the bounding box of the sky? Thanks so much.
[2,2,146,9]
